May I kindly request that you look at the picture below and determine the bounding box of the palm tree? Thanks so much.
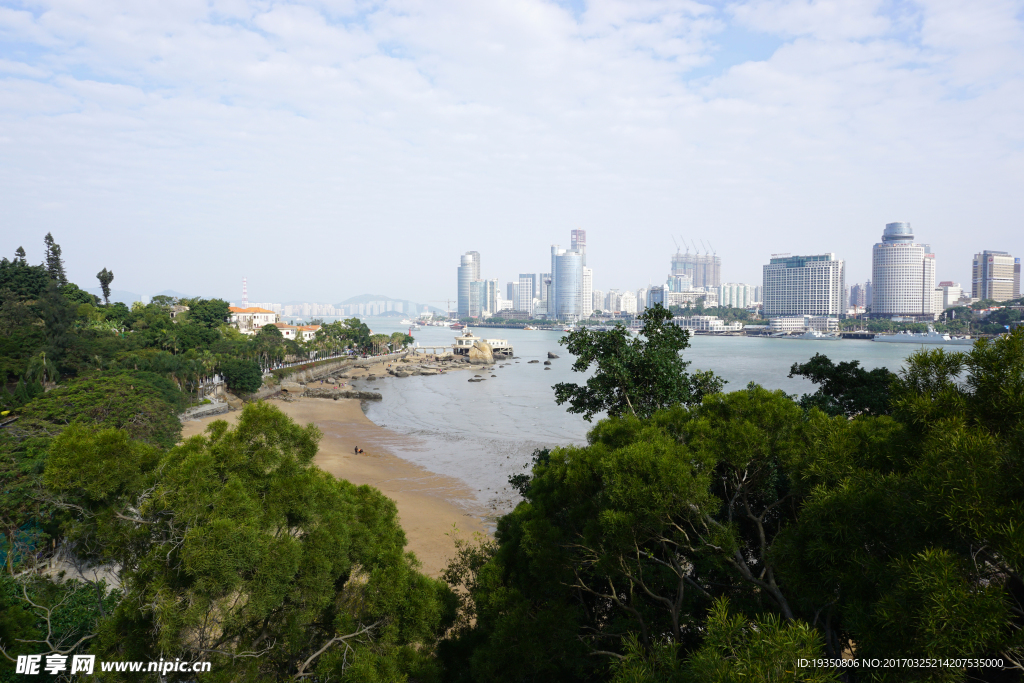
[25,351,59,387]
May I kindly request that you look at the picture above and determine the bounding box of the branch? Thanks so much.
[293,621,381,679]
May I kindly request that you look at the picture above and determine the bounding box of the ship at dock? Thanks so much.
[871,325,974,345]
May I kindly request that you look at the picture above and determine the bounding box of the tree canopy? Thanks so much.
[553,303,724,421]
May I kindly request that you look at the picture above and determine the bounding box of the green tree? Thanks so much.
[442,387,812,682]
[187,298,230,328]
[42,233,66,286]
[95,268,114,305]
[220,358,263,394]
[44,403,454,681]
[788,353,896,417]
[553,303,723,421]
[13,246,26,264]
[23,351,59,386]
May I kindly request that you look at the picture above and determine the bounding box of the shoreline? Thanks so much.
[180,396,488,577]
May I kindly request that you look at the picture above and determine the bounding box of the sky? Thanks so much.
[1,0,1022,304]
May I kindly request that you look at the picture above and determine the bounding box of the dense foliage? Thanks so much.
[36,403,455,681]
[442,329,1024,682]
[553,304,725,421]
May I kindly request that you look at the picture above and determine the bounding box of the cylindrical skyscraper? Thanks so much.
[871,222,935,318]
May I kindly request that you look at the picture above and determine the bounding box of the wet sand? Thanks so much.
[181,396,487,577]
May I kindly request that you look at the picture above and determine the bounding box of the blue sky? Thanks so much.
[1,0,1022,302]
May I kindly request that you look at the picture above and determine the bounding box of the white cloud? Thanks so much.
[0,0,1021,300]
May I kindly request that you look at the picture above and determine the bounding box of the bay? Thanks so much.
[347,318,966,514]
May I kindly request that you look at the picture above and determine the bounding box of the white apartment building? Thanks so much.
[763,254,845,318]
[636,287,648,312]
[872,222,936,319]
[582,267,594,317]
[718,283,756,309]
[619,291,637,314]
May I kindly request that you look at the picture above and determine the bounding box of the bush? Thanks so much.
[221,358,263,394]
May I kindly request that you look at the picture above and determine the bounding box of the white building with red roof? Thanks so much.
[229,306,280,334]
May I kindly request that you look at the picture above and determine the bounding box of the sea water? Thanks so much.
[351,319,966,512]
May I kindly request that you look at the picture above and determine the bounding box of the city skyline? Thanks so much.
[2,2,1022,301]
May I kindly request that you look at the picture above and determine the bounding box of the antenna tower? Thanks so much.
[242,277,249,309]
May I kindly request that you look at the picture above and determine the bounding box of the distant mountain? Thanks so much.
[84,288,142,305]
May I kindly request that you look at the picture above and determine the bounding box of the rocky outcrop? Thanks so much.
[547,352,560,359]
[468,340,494,365]
[280,382,305,393]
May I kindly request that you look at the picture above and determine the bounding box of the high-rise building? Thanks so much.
[571,230,587,266]
[670,244,721,290]
[581,268,593,317]
[506,281,516,302]
[605,290,620,312]
[457,252,479,317]
[850,282,868,309]
[718,283,755,309]
[763,254,845,318]
[554,249,584,319]
[1016,258,1021,298]
[936,281,962,310]
[872,223,936,319]
[517,274,537,315]
[636,287,648,312]
[620,291,637,314]
[972,250,1017,301]
[592,290,604,312]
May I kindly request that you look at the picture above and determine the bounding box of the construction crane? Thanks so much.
[671,235,680,251]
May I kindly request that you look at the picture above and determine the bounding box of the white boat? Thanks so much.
[871,325,974,345]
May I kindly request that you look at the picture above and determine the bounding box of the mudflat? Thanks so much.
[181,396,487,577]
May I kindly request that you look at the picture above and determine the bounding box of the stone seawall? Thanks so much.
[248,351,410,401]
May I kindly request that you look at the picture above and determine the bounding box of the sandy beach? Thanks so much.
[181,394,488,577]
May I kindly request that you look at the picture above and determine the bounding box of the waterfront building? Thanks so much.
[592,290,604,312]
[1016,258,1022,298]
[972,250,1017,301]
[718,283,755,309]
[482,279,499,317]
[753,285,763,304]
[649,286,667,308]
[763,253,845,318]
[517,274,537,316]
[506,281,516,302]
[849,282,868,309]
[871,223,936,319]
[457,252,479,318]
[582,267,594,317]
[469,280,483,318]
[554,249,584,319]
[673,315,743,332]
[769,316,840,333]
[538,273,551,305]
[620,291,638,314]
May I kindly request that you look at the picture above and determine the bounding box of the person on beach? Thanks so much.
[354,446,359,454]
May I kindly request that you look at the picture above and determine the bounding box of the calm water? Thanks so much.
[349,318,966,512]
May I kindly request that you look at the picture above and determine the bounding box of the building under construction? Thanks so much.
[670,240,721,290]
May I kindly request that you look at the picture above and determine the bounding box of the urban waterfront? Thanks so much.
[347,318,969,512]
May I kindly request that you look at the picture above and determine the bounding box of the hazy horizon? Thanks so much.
[2,0,1022,303]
